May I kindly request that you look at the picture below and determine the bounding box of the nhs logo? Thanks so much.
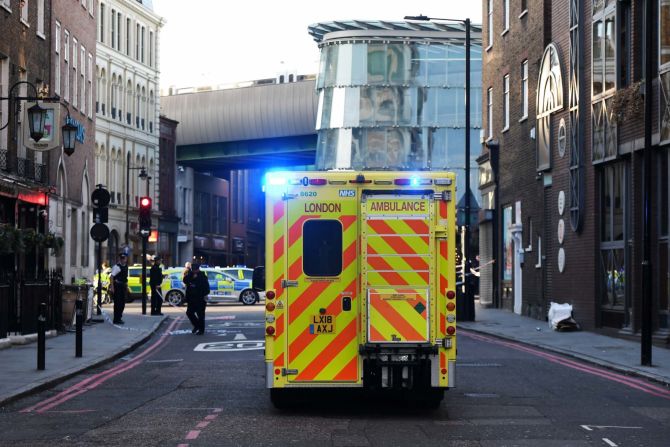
[339,189,356,198]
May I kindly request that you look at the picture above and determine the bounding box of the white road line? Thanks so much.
[581,425,643,431]
[234,333,247,340]
[580,425,593,431]
[602,438,617,447]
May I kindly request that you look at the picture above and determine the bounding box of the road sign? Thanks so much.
[90,223,110,242]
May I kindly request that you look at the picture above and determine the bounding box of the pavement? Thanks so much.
[0,309,168,407]
[2,300,670,408]
[460,301,670,386]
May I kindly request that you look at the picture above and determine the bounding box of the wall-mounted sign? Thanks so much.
[23,102,61,151]
[558,190,565,216]
[65,114,86,143]
[558,118,567,158]
[557,218,565,244]
[558,247,566,273]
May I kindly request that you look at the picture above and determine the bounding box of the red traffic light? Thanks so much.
[140,197,151,208]
[138,196,152,232]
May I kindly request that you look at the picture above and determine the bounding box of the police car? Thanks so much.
[160,267,260,306]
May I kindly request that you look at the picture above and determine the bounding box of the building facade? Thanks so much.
[0,0,53,277]
[48,0,97,283]
[480,0,668,335]
[157,115,178,266]
[94,0,162,265]
[192,172,229,267]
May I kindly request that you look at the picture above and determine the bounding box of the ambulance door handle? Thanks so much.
[342,296,352,311]
[281,279,299,288]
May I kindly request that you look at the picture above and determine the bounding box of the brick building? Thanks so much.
[480,0,668,335]
[0,0,52,276]
[157,114,178,266]
[48,0,97,283]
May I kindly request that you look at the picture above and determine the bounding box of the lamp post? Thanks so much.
[125,165,148,246]
[405,14,474,321]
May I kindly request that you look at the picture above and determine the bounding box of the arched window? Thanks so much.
[536,43,564,171]
[141,86,146,130]
[101,68,108,115]
[149,89,155,132]
[126,80,133,125]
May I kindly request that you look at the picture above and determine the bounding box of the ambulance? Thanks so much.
[259,170,457,407]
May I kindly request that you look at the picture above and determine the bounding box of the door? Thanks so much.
[285,189,359,382]
[363,194,432,344]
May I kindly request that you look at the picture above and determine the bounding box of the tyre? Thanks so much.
[240,289,258,305]
[166,290,184,306]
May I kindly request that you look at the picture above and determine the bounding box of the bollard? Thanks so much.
[75,299,83,358]
[37,302,46,370]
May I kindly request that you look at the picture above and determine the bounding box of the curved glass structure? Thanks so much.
[315,40,482,172]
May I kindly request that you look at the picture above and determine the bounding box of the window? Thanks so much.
[136,23,140,60]
[662,0,670,69]
[64,31,70,103]
[20,0,28,24]
[70,208,78,266]
[55,22,61,95]
[126,18,131,55]
[0,0,10,11]
[80,210,88,267]
[111,9,116,49]
[88,54,93,118]
[537,44,564,170]
[487,87,493,138]
[503,0,510,32]
[81,46,86,115]
[99,3,105,43]
[487,0,493,48]
[303,220,343,277]
[37,0,45,36]
[149,31,154,67]
[72,38,78,109]
[117,12,122,50]
[503,74,510,130]
[592,2,616,96]
[521,60,528,118]
[141,26,145,63]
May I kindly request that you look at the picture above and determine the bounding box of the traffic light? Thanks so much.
[91,186,110,224]
[139,196,152,232]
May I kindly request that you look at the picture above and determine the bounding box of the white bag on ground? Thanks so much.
[548,302,580,331]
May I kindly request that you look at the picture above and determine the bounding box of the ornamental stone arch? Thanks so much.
[536,43,565,171]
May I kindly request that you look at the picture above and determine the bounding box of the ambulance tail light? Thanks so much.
[447,302,456,312]
[266,326,276,336]
[446,326,456,335]
[266,291,275,300]
[266,302,276,312]
[394,178,412,186]
[309,178,327,186]
[446,290,456,299]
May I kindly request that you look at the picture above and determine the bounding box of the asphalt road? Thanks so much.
[2,304,670,446]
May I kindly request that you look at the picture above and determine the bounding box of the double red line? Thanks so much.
[462,330,670,400]
[21,317,182,414]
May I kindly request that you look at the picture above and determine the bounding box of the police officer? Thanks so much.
[150,255,163,316]
[184,263,210,335]
[109,253,129,324]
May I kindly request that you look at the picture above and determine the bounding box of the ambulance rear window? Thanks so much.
[303,220,342,277]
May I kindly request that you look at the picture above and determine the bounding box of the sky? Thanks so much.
[153,1,483,92]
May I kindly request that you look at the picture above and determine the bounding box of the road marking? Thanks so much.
[462,331,670,401]
[146,359,183,363]
[196,421,210,429]
[234,333,247,340]
[185,430,200,440]
[194,340,264,352]
[21,317,183,414]
[581,425,643,431]
[602,438,617,447]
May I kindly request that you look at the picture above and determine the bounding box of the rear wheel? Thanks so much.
[166,290,184,306]
[240,289,258,305]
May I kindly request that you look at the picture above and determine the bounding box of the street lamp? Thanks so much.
[125,165,148,246]
[61,107,78,156]
[1,81,56,142]
[405,14,474,321]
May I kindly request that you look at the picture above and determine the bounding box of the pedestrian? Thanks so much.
[108,253,129,324]
[182,261,192,281]
[184,263,210,335]
[150,255,164,316]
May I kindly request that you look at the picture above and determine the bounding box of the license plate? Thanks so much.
[310,314,336,334]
